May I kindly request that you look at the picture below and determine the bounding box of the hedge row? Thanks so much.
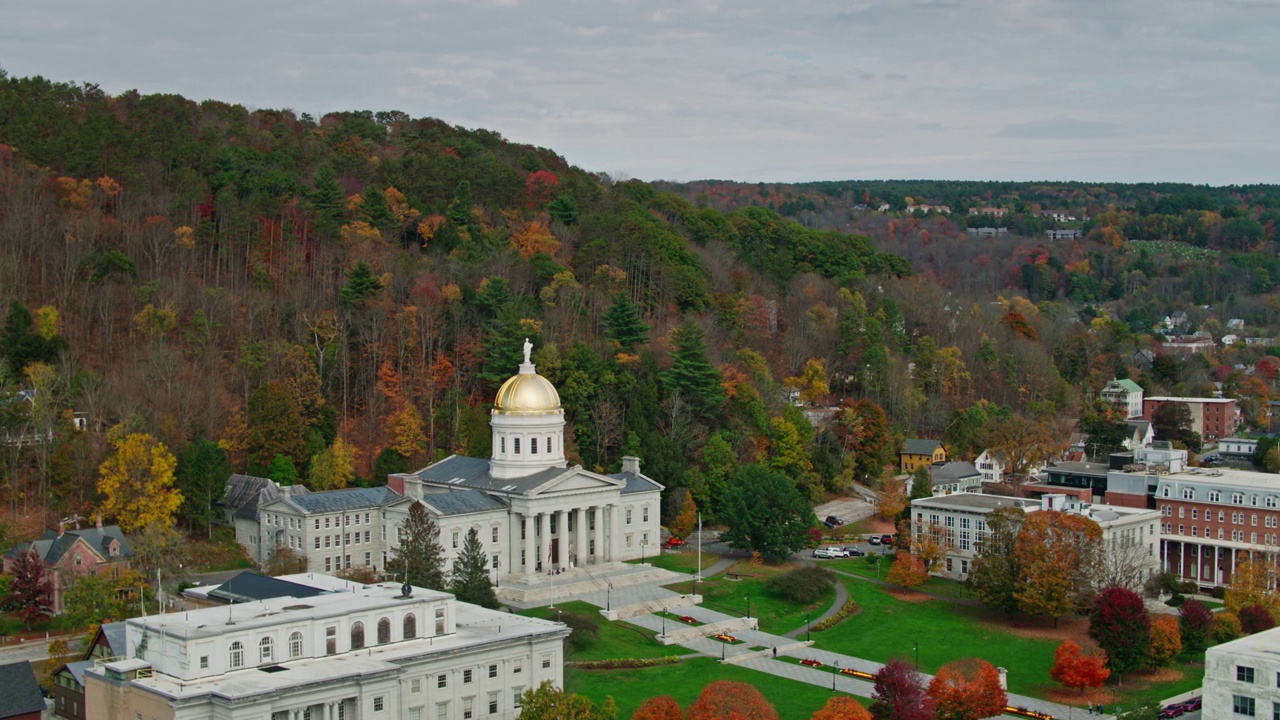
[567,656,683,670]
[811,600,860,632]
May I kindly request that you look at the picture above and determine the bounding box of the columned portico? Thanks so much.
[593,506,604,563]
[539,512,552,572]
[523,514,535,578]
[575,507,587,568]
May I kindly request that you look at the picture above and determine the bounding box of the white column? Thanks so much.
[540,512,552,572]
[523,514,535,578]
[593,506,604,565]
[557,509,569,569]
[575,507,587,568]
[609,505,621,562]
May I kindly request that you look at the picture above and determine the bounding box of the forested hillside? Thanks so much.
[2,71,1277,540]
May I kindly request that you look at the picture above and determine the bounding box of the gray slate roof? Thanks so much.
[284,486,408,514]
[420,489,508,516]
[903,438,942,456]
[6,524,132,564]
[929,461,980,485]
[221,474,275,520]
[0,660,45,718]
[62,659,94,687]
[413,455,573,495]
[608,471,663,494]
[98,621,127,656]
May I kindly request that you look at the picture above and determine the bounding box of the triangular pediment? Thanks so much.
[530,468,624,496]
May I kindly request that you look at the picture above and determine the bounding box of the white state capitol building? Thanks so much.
[225,343,665,600]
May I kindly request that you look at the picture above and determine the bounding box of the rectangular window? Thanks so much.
[1233,695,1255,716]
[493,527,499,543]
[542,654,552,669]
[315,537,321,549]
[1192,509,1198,519]
[437,703,448,720]
[438,674,447,689]
[489,692,499,715]
[514,688,524,708]
[514,659,523,674]
[411,678,422,694]
[531,437,538,454]
[355,514,361,525]
[325,557,332,571]
[1240,666,1256,683]
[489,664,498,679]
[626,508,633,524]
[436,608,446,635]
[453,531,459,549]
[463,697,474,720]
[374,697,385,712]
[643,506,649,522]
[326,517,331,528]
[626,534,633,549]
[326,626,337,655]
[410,709,423,720]
[200,655,209,669]
[464,669,473,684]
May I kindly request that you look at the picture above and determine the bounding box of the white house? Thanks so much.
[974,450,1049,485]
[1100,378,1144,420]
[84,577,568,720]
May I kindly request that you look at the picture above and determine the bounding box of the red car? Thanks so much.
[663,537,687,549]
[880,534,894,547]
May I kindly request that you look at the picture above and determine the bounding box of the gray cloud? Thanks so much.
[3,0,1278,183]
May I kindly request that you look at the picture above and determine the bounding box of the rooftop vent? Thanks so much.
[259,665,289,673]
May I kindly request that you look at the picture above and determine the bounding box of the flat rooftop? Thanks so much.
[1152,466,1280,491]
[912,494,1035,511]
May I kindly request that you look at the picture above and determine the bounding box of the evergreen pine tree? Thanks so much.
[447,180,473,227]
[1,301,64,373]
[308,163,345,230]
[663,319,723,417]
[267,453,298,486]
[393,503,447,591]
[547,193,579,225]
[339,261,384,306]
[451,527,499,608]
[177,437,229,534]
[359,185,397,232]
[600,293,649,349]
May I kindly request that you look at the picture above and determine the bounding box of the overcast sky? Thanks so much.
[5,0,1278,184]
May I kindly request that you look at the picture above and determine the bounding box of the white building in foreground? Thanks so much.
[1203,625,1280,720]
[84,578,568,720]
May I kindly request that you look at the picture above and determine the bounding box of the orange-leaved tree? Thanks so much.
[926,658,1007,720]
[810,696,871,720]
[1013,510,1102,626]
[1147,614,1182,668]
[686,680,778,720]
[885,552,929,591]
[631,696,682,720]
[1049,640,1109,694]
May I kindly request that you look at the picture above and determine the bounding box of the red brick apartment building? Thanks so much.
[1152,467,1280,588]
[1142,396,1239,441]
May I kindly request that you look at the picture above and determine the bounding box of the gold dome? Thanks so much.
[493,370,562,415]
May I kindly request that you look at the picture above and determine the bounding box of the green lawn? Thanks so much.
[827,558,968,600]
[665,562,833,635]
[640,551,719,575]
[520,602,695,661]
[567,657,866,720]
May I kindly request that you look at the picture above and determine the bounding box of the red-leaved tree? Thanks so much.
[632,695,683,720]
[926,658,1007,720]
[869,659,933,720]
[1178,599,1213,654]
[1049,640,1110,694]
[885,553,929,591]
[1088,586,1150,681]
[4,548,52,628]
[810,696,871,720]
[1240,604,1277,635]
[686,680,778,720]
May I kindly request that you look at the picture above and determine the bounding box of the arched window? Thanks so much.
[229,641,244,668]
[259,636,274,663]
[289,631,303,658]
[351,621,365,650]
[377,617,391,644]
[403,613,417,640]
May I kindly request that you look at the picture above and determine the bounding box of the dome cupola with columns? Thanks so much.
[489,339,567,479]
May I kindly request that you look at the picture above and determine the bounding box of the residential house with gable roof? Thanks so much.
[901,439,946,473]
[1101,378,1145,419]
[3,516,132,613]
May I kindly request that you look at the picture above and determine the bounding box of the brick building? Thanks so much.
[1142,396,1239,442]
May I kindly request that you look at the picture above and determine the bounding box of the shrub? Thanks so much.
[1212,611,1242,644]
[561,611,600,651]
[811,600,860,632]
[569,656,680,670]
[1211,585,1228,600]
[1176,580,1199,594]
[766,565,834,604]
[1166,594,1185,607]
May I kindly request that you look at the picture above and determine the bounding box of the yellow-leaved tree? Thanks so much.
[307,437,359,491]
[97,430,182,534]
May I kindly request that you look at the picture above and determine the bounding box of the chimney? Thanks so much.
[57,521,65,537]
[96,514,103,530]
[621,456,641,475]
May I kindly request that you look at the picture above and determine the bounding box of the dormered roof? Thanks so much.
[903,439,942,456]
[270,486,410,515]
[0,660,45,718]
[6,524,131,565]
[419,489,508,516]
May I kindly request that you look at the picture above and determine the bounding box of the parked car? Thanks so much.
[880,534,895,547]
[844,547,866,557]
[813,547,843,559]
[1179,697,1201,712]
[1158,704,1184,718]
[868,536,881,546]
[823,515,845,528]
[663,537,687,549]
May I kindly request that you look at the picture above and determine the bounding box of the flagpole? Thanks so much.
[695,513,702,582]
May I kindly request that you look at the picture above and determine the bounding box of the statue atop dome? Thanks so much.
[522,337,532,365]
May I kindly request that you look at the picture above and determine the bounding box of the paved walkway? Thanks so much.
[571,553,1113,720]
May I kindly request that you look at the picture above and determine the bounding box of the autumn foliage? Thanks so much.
[926,658,1007,720]
[631,696,683,720]
[1050,640,1110,694]
[885,552,929,590]
[869,660,933,720]
[1088,586,1150,677]
[810,696,871,720]
[685,680,778,720]
[1146,614,1182,668]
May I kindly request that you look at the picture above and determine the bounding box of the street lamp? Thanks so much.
[721,638,726,661]
[744,595,751,619]
[913,641,919,670]
[832,660,839,691]
[661,613,666,637]
[607,583,612,612]
[806,615,811,642]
